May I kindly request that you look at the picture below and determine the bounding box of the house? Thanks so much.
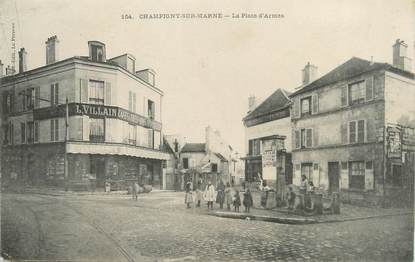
[242,88,293,191]
[0,36,169,190]
[289,39,415,206]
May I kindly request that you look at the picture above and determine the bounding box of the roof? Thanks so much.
[214,153,228,162]
[290,57,415,97]
[181,143,206,153]
[244,89,291,121]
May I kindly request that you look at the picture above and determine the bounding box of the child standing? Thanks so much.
[233,190,241,212]
[287,186,296,210]
[243,188,253,213]
[185,181,193,208]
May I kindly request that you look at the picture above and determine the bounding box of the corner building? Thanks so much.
[1,37,169,189]
[290,40,415,206]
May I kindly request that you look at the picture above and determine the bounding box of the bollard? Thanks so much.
[331,192,341,214]
[313,193,323,215]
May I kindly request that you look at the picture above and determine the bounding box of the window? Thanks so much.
[34,121,39,142]
[8,123,14,145]
[154,130,161,150]
[128,91,136,112]
[301,163,313,182]
[249,139,261,155]
[148,100,155,120]
[91,45,104,62]
[300,128,313,148]
[301,96,311,116]
[349,161,365,190]
[212,163,218,173]
[349,120,365,144]
[128,124,137,145]
[127,57,135,72]
[27,122,34,143]
[25,88,33,110]
[21,122,26,143]
[348,81,365,105]
[89,80,105,105]
[50,83,59,105]
[50,119,59,141]
[2,92,14,114]
[3,125,8,144]
[183,158,189,169]
[89,118,105,142]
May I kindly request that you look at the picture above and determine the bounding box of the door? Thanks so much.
[90,156,106,187]
[328,162,340,193]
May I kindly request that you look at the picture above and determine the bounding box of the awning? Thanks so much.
[66,141,170,160]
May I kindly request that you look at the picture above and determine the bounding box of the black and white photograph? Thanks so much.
[0,0,414,261]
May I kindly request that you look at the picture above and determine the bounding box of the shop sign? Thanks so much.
[387,126,401,158]
[262,139,277,180]
[34,103,162,131]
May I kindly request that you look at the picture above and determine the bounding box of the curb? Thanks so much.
[209,211,413,225]
[210,211,318,224]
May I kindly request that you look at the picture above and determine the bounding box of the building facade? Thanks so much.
[0,36,169,190]
[290,40,415,206]
[242,88,293,189]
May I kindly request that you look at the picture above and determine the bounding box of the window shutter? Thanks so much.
[295,130,300,149]
[306,129,313,148]
[143,96,147,116]
[50,85,54,106]
[34,87,40,108]
[133,93,137,113]
[349,121,356,144]
[105,82,111,105]
[341,85,348,107]
[357,120,365,143]
[292,98,299,119]
[55,84,59,104]
[312,94,319,114]
[365,161,374,190]
[313,127,319,147]
[365,77,373,101]
[340,162,349,189]
[2,91,8,113]
[34,122,39,142]
[80,79,89,103]
[50,119,54,141]
[340,123,347,144]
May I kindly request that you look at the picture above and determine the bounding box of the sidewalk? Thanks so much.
[210,204,413,224]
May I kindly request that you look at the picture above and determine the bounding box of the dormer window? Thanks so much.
[88,41,106,62]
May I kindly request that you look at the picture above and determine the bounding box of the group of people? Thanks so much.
[185,180,253,212]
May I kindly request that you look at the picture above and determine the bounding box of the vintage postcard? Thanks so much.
[0,0,414,261]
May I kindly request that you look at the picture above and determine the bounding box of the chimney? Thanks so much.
[302,62,318,85]
[18,48,27,73]
[88,41,106,62]
[248,95,257,112]
[393,39,412,72]
[45,35,59,65]
[0,60,3,78]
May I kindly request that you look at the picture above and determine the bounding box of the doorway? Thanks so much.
[90,155,106,187]
[328,162,340,193]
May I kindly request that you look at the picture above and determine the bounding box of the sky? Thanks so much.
[0,0,414,154]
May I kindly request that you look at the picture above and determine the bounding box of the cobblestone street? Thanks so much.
[2,191,414,261]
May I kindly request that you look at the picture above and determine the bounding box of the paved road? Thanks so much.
[1,192,413,261]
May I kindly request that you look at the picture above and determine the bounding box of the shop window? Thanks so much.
[392,164,402,186]
[89,80,104,105]
[248,139,261,155]
[348,81,365,105]
[349,161,365,190]
[300,96,311,116]
[89,118,105,142]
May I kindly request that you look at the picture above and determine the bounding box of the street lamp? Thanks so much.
[18,91,69,190]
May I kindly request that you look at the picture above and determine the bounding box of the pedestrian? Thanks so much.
[132,181,138,200]
[203,181,215,210]
[185,181,193,208]
[216,180,225,209]
[233,190,241,212]
[287,186,296,210]
[243,188,253,213]
[224,182,233,211]
[194,180,203,207]
[300,175,308,194]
